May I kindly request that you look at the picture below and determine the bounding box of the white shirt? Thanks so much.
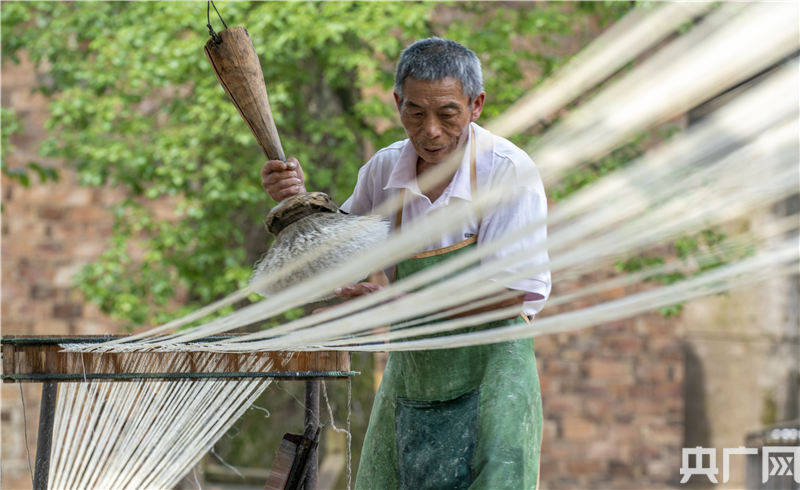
[341,122,551,316]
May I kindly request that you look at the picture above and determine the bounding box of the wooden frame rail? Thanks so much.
[1,335,354,382]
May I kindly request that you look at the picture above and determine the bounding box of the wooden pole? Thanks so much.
[303,380,320,489]
[33,382,57,490]
[204,26,285,162]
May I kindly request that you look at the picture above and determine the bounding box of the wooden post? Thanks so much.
[303,380,320,489]
[33,382,57,490]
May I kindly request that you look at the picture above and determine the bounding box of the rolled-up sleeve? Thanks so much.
[340,159,375,215]
[479,154,551,316]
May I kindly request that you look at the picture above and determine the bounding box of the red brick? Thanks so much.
[32,319,70,335]
[36,241,65,255]
[38,206,67,221]
[10,87,47,110]
[604,286,627,299]
[561,416,599,441]
[72,241,105,258]
[586,439,618,459]
[608,459,635,479]
[566,458,605,475]
[545,358,577,376]
[653,381,682,398]
[53,302,82,319]
[544,393,583,413]
[29,283,56,299]
[0,320,35,335]
[538,375,554,392]
[645,460,672,480]
[587,359,633,379]
[64,188,93,206]
[53,263,86,287]
[543,419,559,441]
[584,398,612,421]
[605,334,644,355]
[69,206,108,223]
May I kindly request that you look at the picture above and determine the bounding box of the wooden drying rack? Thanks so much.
[1,335,355,490]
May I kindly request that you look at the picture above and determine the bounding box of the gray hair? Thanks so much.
[394,38,483,102]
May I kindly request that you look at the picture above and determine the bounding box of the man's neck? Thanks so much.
[415,145,466,203]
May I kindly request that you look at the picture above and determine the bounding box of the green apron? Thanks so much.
[355,135,543,489]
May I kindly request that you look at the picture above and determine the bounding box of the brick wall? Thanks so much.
[536,297,683,489]
[1,52,125,490]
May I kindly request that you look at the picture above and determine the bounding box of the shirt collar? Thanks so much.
[383,124,474,203]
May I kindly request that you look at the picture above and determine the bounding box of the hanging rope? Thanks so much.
[206,0,228,45]
[321,380,353,490]
[19,384,34,485]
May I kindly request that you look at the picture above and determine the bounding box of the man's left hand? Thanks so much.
[312,281,385,315]
[334,282,384,299]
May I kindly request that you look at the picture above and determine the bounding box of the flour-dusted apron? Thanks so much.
[355,132,543,489]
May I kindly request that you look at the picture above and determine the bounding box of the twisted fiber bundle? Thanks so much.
[251,213,389,296]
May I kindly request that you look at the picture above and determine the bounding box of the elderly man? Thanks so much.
[262,38,550,489]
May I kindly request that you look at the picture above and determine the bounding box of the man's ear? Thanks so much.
[470,92,485,122]
[393,92,403,113]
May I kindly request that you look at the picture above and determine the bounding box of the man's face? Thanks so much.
[394,77,485,165]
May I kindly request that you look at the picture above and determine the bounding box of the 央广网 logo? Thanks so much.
[679,445,800,484]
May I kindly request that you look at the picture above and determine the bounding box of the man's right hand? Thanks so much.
[261,157,306,202]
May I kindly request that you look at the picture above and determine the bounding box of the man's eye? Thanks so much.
[440,112,457,119]
[410,112,424,118]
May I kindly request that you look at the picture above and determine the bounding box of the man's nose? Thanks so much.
[422,116,443,140]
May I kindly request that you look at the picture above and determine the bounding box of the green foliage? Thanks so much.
[1,107,21,166]
[550,124,682,202]
[761,390,778,426]
[1,107,59,187]
[1,1,632,327]
[615,228,748,317]
[576,1,641,25]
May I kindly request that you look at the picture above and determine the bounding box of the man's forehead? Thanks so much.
[405,99,463,110]
[401,77,468,105]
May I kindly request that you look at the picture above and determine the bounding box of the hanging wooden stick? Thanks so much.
[204,26,285,161]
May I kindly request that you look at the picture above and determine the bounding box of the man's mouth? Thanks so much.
[424,147,444,154]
